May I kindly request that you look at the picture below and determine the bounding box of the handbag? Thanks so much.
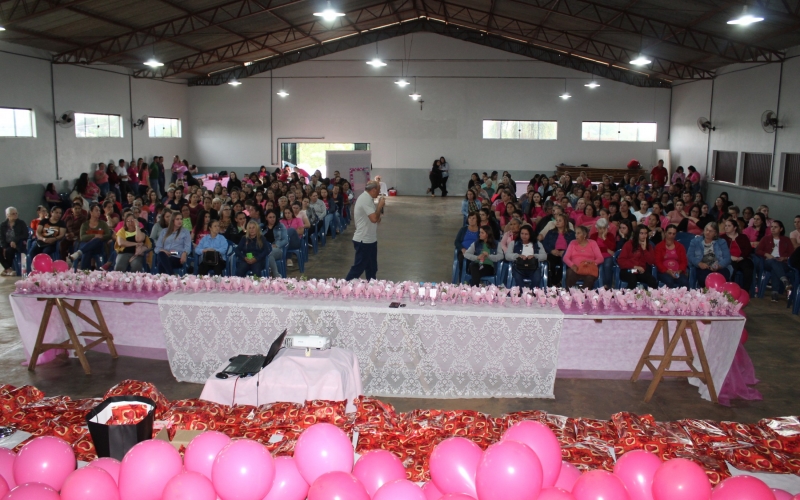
[202,251,219,266]
[515,257,536,271]
[577,261,599,277]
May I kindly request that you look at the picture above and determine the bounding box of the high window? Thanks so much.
[148,117,182,138]
[75,113,123,138]
[581,122,657,142]
[482,120,558,140]
[0,108,35,137]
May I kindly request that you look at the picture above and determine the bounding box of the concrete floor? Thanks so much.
[1,196,799,422]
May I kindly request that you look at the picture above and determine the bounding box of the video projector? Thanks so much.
[284,335,331,350]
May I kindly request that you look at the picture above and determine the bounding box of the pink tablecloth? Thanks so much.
[199,348,362,412]
[202,177,227,191]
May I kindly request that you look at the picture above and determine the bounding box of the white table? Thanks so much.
[199,347,362,412]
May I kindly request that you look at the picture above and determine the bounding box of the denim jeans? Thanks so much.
[345,241,378,280]
[658,271,689,288]
[97,182,110,198]
[77,238,106,269]
[600,256,614,288]
[765,258,790,292]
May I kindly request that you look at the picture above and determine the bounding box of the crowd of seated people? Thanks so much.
[1,158,355,279]
[454,168,800,302]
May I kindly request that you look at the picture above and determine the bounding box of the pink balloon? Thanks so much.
[572,470,630,500]
[705,272,726,290]
[772,489,793,500]
[2,483,61,500]
[613,450,662,500]
[502,421,562,487]
[738,289,750,307]
[31,254,53,273]
[422,481,443,500]
[476,440,543,500]
[711,476,774,500]
[294,423,354,485]
[373,479,426,500]
[118,439,182,500]
[719,282,741,298]
[0,449,16,490]
[162,471,216,500]
[60,467,119,500]
[353,450,407,498]
[307,471,369,500]
[183,431,231,481]
[87,458,120,485]
[440,495,477,500]
[264,457,309,500]
[652,459,711,500]
[0,477,7,499]
[539,488,578,500]
[212,439,275,500]
[13,436,76,491]
[555,462,582,492]
[429,438,483,498]
[51,260,69,273]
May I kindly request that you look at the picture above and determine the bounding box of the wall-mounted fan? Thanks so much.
[761,110,783,133]
[55,111,75,128]
[696,117,715,133]
[132,115,148,130]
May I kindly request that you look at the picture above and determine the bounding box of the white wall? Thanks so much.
[668,79,712,175]
[188,33,672,192]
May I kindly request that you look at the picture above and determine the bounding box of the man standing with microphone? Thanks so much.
[345,180,385,281]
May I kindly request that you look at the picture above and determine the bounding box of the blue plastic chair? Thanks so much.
[461,259,505,286]
[283,235,306,273]
[451,248,461,284]
[506,261,548,289]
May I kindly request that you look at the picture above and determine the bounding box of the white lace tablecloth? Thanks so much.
[158,292,565,399]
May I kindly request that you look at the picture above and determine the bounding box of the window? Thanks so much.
[783,154,800,195]
[0,108,35,137]
[482,120,558,140]
[742,153,772,190]
[712,151,738,184]
[581,122,657,142]
[75,113,123,138]
[148,117,181,138]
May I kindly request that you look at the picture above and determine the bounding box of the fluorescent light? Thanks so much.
[409,93,421,100]
[0,27,6,31]
[314,2,345,22]
[366,58,387,67]
[559,93,571,100]
[395,79,410,87]
[144,58,164,68]
[244,61,253,66]
[630,55,652,66]
[585,81,600,88]
[727,13,764,25]
[277,90,289,97]
[228,80,242,86]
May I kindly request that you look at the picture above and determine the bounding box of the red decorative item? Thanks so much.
[627,160,641,169]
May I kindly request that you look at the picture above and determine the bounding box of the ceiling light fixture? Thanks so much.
[0,26,6,31]
[366,58,386,67]
[560,79,571,99]
[144,58,164,68]
[313,1,345,22]
[409,76,421,100]
[395,79,410,87]
[585,81,600,88]
[727,6,764,25]
[630,55,652,66]
[276,77,288,96]
[228,80,242,86]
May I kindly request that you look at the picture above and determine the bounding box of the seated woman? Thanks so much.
[282,207,304,265]
[499,217,521,255]
[569,199,587,224]
[743,212,768,248]
[618,225,658,289]
[563,226,604,289]
[505,224,545,288]
[756,220,794,302]
[615,220,633,251]
[687,222,732,286]
[263,211,287,277]
[154,212,191,275]
[44,183,62,210]
[721,217,754,293]
[463,225,503,285]
[30,206,48,233]
[114,214,147,272]
[461,191,480,221]
[590,218,616,288]
[677,204,703,236]
[236,221,271,277]
[654,224,689,288]
[542,214,575,286]
[665,199,686,227]
[0,207,29,276]
[575,204,599,228]
[527,192,545,226]
[194,220,228,276]
[478,208,501,241]
[455,212,480,275]
[645,213,663,245]
[70,203,112,270]
[29,206,66,259]
[193,210,211,245]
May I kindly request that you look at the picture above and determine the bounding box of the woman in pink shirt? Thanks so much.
[575,204,599,228]
[527,192,545,225]
[564,225,605,289]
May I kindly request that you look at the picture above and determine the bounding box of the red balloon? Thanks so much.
[719,282,741,298]
[31,254,53,273]
[738,289,750,307]
[704,272,726,290]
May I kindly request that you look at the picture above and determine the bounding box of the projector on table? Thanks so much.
[284,335,331,351]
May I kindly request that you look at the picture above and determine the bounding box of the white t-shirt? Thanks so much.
[521,243,535,256]
[352,191,378,244]
[634,210,652,223]
[772,239,781,258]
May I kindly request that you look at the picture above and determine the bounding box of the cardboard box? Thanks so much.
[154,428,204,451]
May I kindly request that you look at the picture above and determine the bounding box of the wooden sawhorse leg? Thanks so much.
[631,320,717,403]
